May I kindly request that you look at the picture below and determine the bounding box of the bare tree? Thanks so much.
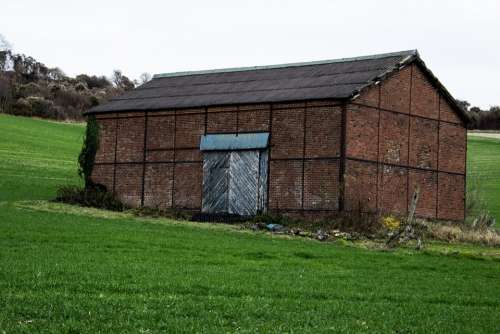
[0,34,12,52]
[139,72,152,85]
[111,69,135,91]
[0,34,13,72]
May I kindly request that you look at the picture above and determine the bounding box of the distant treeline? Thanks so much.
[457,100,500,130]
[0,35,149,121]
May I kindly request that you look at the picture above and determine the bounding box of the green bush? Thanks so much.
[55,185,125,211]
[78,116,99,188]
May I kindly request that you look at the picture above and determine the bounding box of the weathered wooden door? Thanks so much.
[202,150,267,216]
[202,152,230,214]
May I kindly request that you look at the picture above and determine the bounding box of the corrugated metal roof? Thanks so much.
[88,50,418,113]
[200,133,269,151]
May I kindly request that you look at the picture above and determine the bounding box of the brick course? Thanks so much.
[269,160,303,210]
[409,117,438,169]
[346,105,378,161]
[270,108,304,159]
[439,123,466,174]
[144,163,173,209]
[303,160,339,210]
[378,110,409,165]
[95,119,116,163]
[116,116,144,163]
[305,106,341,158]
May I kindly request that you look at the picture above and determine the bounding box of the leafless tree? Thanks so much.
[111,69,135,91]
[0,34,12,52]
[139,72,152,85]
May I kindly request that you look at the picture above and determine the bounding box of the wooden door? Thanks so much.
[202,150,267,216]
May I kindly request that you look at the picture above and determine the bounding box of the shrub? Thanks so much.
[55,185,125,211]
[381,215,401,231]
[28,96,57,118]
[78,116,99,188]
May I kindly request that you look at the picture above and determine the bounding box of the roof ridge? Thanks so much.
[153,50,418,79]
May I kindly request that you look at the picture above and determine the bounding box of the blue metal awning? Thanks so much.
[200,133,269,151]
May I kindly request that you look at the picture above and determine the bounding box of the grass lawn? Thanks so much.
[467,135,500,226]
[0,114,84,201]
[0,114,499,333]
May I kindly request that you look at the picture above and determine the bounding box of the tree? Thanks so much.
[0,34,11,52]
[456,99,470,112]
[0,34,13,72]
[111,70,135,91]
[0,74,13,112]
[76,74,111,89]
[139,72,152,85]
[47,67,67,81]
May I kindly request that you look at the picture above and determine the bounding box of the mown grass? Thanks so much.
[467,135,500,226]
[0,114,499,333]
[0,114,83,201]
[2,200,500,333]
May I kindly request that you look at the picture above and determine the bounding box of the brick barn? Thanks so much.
[87,50,468,221]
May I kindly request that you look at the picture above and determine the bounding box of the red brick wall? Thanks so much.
[147,115,174,150]
[303,160,339,210]
[144,163,173,209]
[94,118,116,163]
[380,66,411,113]
[207,110,237,133]
[238,106,270,132]
[408,170,437,218]
[379,111,409,165]
[173,163,202,209]
[410,66,439,119]
[438,122,466,174]
[92,100,342,215]
[91,164,114,192]
[270,107,304,159]
[268,101,341,211]
[269,160,303,210]
[91,62,465,221]
[378,165,408,215]
[440,96,462,124]
[116,116,145,163]
[347,62,466,221]
[438,173,465,221]
[346,104,378,161]
[409,117,438,169]
[114,164,143,207]
[344,160,377,211]
[305,106,341,158]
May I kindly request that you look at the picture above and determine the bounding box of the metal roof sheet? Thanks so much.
[85,50,467,124]
[87,50,418,113]
[200,133,269,151]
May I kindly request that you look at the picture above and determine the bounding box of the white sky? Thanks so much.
[1,0,499,108]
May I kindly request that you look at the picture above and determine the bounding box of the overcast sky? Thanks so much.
[1,0,498,108]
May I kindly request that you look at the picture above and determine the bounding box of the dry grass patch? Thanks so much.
[425,221,500,247]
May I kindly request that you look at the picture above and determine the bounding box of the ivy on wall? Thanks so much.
[78,115,99,188]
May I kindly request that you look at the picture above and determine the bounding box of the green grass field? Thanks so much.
[467,135,500,224]
[0,115,83,201]
[0,114,499,333]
